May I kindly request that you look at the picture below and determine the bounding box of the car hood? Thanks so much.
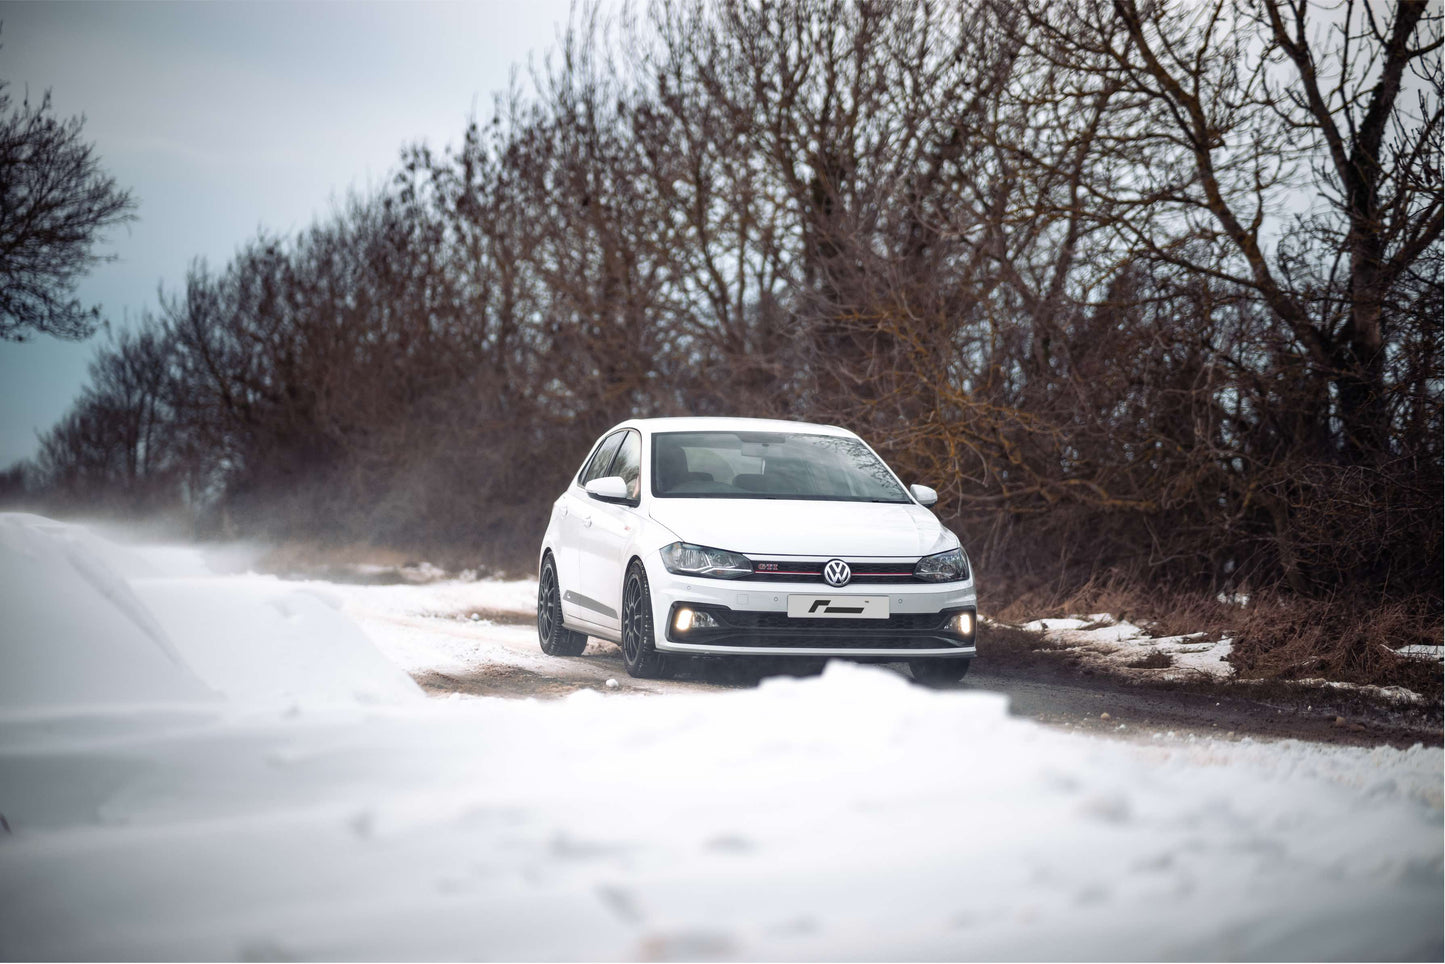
[647,498,957,558]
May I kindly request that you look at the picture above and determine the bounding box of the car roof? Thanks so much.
[607,416,857,438]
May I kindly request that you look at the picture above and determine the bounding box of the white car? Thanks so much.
[536,417,977,681]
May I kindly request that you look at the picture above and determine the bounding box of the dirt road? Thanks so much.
[380,607,1441,750]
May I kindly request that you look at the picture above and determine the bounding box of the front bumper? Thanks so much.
[643,554,976,658]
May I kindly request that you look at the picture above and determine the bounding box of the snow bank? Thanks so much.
[0,514,216,710]
[0,662,1438,961]
[0,514,420,711]
[133,577,423,705]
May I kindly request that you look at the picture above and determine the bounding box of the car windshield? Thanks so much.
[651,431,911,502]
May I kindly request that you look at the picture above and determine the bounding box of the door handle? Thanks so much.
[580,513,593,527]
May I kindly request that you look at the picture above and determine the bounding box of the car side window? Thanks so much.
[579,432,625,487]
[608,430,642,500]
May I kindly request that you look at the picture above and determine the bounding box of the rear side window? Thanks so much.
[579,432,626,486]
[608,430,642,499]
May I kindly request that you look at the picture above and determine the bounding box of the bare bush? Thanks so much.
[1230,595,1442,701]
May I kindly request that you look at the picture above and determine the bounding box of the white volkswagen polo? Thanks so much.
[536,417,977,681]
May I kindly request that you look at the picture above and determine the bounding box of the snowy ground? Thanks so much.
[1020,614,1236,679]
[0,514,1440,961]
[1018,613,1440,706]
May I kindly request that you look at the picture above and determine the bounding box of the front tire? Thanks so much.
[621,561,670,679]
[909,658,971,685]
[538,554,587,657]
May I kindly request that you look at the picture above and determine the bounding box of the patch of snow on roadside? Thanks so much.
[1021,616,1095,632]
[1025,613,1235,679]
[1028,609,1435,700]
[1166,635,1234,675]
[1396,644,1444,662]
[1288,678,1432,706]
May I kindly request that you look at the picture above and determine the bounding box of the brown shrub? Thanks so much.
[1229,595,1443,701]
[987,571,1441,699]
[1126,650,1175,670]
[986,571,1234,640]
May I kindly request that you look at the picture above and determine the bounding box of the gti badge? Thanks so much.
[823,558,851,587]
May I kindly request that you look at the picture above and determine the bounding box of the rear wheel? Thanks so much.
[909,658,971,685]
[537,555,587,657]
[621,562,671,679]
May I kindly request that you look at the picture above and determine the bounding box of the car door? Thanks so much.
[577,428,642,631]
[558,431,625,626]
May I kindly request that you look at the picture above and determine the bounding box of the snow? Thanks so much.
[1017,611,1439,702]
[134,576,423,705]
[0,515,1440,961]
[321,577,568,680]
[1284,678,1432,706]
[1021,613,1236,679]
[0,513,421,710]
[1398,644,1444,662]
[0,513,217,710]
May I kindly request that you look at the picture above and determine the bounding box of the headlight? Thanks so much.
[659,542,753,579]
[914,547,970,583]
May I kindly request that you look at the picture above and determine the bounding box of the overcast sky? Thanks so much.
[0,0,577,467]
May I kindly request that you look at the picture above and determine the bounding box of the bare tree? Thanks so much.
[1021,0,1442,463]
[26,0,1441,603]
[0,81,136,341]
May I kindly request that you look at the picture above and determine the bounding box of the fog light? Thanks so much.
[673,607,720,634]
[952,611,975,637]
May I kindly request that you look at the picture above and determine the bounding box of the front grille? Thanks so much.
[667,603,975,652]
[747,559,921,584]
[718,610,947,631]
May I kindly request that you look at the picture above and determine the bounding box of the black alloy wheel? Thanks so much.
[908,658,971,685]
[621,561,670,679]
[537,554,587,656]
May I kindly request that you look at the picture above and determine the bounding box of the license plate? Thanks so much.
[786,595,890,619]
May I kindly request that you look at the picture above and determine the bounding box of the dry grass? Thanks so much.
[986,573,1441,701]
[987,572,1235,641]
[1125,650,1175,670]
[1229,595,1442,701]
